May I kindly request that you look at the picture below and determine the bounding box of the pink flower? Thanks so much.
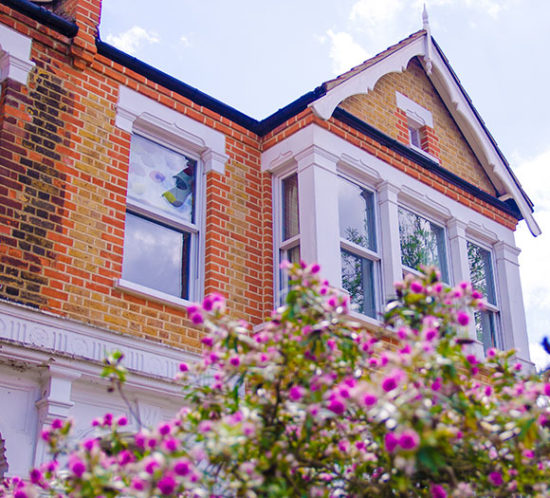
[131,478,146,491]
[382,376,398,393]
[457,311,470,326]
[179,362,189,372]
[328,398,346,415]
[488,471,503,486]
[311,263,321,274]
[289,386,305,401]
[410,281,424,293]
[229,356,240,367]
[158,475,177,495]
[384,432,398,452]
[431,378,442,392]
[117,415,128,426]
[544,383,550,396]
[430,484,447,498]
[199,421,212,433]
[201,337,213,347]
[191,312,204,325]
[29,468,43,485]
[51,419,63,430]
[398,430,420,450]
[68,456,86,478]
[174,459,191,476]
[363,393,377,407]
[523,449,535,459]
[513,362,522,371]
[158,423,172,436]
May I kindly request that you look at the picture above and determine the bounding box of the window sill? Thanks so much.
[348,309,383,329]
[409,144,439,163]
[115,279,193,310]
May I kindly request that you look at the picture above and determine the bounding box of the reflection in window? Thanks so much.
[282,173,299,240]
[338,178,376,251]
[338,177,379,318]
[128,134,196,223]
[398,207,448,281]
[122,135,198,300]
[341,250,375,318]
[468,242,500,352]
[122,213,190,299]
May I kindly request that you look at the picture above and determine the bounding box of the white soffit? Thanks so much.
[308,33,540,237]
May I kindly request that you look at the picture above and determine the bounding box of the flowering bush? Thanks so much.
[2,264,550,497]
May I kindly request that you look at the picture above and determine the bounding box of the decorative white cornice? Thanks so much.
[0,301,198,383]
[310,36,426,121]
[116,86,229,175]
[0,24,35,85]
[306,30,539,237]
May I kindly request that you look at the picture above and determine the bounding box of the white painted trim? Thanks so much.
[115,278,191,310]
[116,86,229,174]
[0,24,35,85]
[310,37,426,121]
[0,301,199,382]
[308,33,539,236]
[396,91,433,128]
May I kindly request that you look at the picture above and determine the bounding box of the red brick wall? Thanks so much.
[0,4,272,352]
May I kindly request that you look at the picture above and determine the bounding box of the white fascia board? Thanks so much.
[116,86,229,174]
[424,51,541,237]
[309,37,426,121]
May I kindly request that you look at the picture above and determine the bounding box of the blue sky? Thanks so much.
[99,0,550,369]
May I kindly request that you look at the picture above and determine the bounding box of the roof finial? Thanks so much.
[422,4,433,75]
[423,4,430,33]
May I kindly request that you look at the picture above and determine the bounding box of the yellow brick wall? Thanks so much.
[338,58,496,195]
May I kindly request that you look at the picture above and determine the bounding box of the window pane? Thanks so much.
[282,174,299,240]
[127,134,196,223]
[341,250,376,318]
[398,207,448,281]
[279,245,300,303]
[122,213,190,299]
[467,242,496,305]
[475,311,499,352]
[338,177,376,251]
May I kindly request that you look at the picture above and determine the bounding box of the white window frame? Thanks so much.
[115,86,229,308]
[274,169,301,305]
[338,174,382,320]
[466,239,502,351]
[397,204,450,283]
[120,132,203,305]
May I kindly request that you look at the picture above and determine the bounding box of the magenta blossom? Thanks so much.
[488,472,503,486]
[289,385,305,401]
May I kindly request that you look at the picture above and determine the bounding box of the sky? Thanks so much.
[99,0,550,370]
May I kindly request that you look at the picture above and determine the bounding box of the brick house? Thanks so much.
[0,0,539,478]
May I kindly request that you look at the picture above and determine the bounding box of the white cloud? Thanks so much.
[513,147,550,369]
[350,0,405,25]
[180,35,191,48]
[105,26,159,55]
[529,342,550,373]
[326,30,369,75]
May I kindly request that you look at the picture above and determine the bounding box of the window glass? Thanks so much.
[398,207,448,281]
[475,310,499,351]
[467,242,496,305]
[338,178,376,251]
[341,250,376,318]
[282,173,299,241]
[122,213,190,299]
[127,134,196,223]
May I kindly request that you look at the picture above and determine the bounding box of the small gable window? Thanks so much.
[396,92,439,160]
